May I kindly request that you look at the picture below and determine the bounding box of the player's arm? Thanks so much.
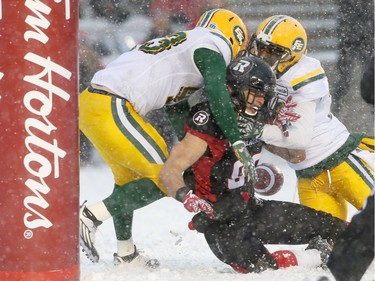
[193,48,241,143]
[260,100,317,149]
[264,144,306,163]
[194,48,258,181]
[159,132,207,198]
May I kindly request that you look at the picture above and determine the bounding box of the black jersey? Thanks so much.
[183,101,263,203]
[182,101,347,273]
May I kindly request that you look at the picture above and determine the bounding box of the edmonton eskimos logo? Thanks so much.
[292,37,305,52]
[233,25,245,46]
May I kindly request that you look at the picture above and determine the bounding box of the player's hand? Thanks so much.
[274,96,300,137]
[182,191,214,219]
[237,115,264,139]
[232,140,258,183]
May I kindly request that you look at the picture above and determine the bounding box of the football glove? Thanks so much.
[237,114,265,139]
[273,96,300,137]
[188,212,212,233]
[232,140,258,183]
[182,190,214,219]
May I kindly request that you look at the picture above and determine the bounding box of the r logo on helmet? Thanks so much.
[292,37,305,52]
[193,111,209,125]
[233,26,246,46]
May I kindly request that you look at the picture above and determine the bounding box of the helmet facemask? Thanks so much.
[227,55,278,124]
[230,77,277,119]
[249,15,307,74]
[249,34,292,72]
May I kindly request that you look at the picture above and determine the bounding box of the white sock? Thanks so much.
[117,238,135,256]
[87,201,111,221]
[293,249,322,268]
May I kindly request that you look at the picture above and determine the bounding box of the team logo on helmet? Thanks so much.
[231,58,254,75]
[193,111,209,125]
[292,37,305,52]
[233,25,246,46]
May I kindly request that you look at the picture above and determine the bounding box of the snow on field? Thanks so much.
[79,151,374,281]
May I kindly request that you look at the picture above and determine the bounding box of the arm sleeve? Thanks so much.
[193,48,241,143]
[260,100,317,149]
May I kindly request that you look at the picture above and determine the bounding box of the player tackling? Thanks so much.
[160,55,347,273]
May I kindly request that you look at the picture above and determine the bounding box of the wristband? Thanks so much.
[175,186,191,202]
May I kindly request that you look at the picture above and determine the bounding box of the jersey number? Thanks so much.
[139,32,187,54]
[227,160,250,189]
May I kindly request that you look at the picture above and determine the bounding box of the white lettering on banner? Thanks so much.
[24,0,51,43]
[22,1,72,232]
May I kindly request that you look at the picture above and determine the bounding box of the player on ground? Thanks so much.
[79,8,252,267]
[159,55,347,273]
[245,15,374,220]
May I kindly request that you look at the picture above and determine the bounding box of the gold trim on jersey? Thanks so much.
[291,67,326,90]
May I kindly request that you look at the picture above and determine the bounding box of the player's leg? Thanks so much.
[99,99,167,266]
[248,200,347,245]
[203,210,333,273]
[79,92,168,264]
[203,220,278,273]
[298,174,348,220]
[329,157,372,212]
[243,200,346,270]
[81,95,169,193]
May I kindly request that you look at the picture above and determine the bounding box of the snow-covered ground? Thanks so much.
[79,151,374,281]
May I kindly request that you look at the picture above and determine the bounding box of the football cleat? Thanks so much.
[113,246,160,270]
[79,203,102,263]
[305,235,332,269]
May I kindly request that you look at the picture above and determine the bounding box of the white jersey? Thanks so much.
[91,27,232,116]
[261,55,350,170]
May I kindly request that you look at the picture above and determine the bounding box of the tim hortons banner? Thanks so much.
[0,1,79,280]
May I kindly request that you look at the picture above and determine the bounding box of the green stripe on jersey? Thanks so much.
[292,73,326,91]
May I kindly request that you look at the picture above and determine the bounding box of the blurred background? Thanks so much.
[78,0,374,165]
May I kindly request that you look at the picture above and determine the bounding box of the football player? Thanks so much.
[79,8,253,267]
[159,55,347,273]
[327,193,374,281]
[245,15,374,221]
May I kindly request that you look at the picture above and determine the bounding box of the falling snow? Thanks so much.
[79,151,374,281]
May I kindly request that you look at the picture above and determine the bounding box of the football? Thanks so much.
[254,163,284,196]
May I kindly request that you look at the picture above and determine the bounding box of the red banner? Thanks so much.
[0,1,79,280]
